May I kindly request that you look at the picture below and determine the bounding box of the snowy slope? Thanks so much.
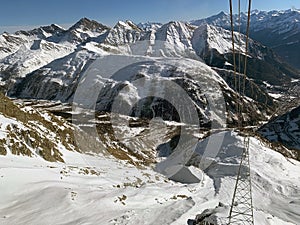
[9,49,98,101]
[0,40,74,78]
[0,94,78,162]
[0,131,299,225]
[147,21,197,57]
[0,32,31,60]
[192,24,247,56]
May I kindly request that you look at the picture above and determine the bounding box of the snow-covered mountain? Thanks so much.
[104,20,142,46]
[1,16,297,88]
[148,21,196,57]
[0,24,68,61]
[9,49,98,101]
[0,40,73,79]
[191,9,300,69]
[48,18,110,44]
[0,18,110,90]
[9,53,272,127]
[0,15,298,138]
[1,17,296,127]
[191,22,299,87]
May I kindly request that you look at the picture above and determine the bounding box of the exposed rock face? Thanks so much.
[9,55,271,127]
[0,93,78,162]
[259,105,300,156]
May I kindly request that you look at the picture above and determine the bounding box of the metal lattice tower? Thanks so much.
[228,137,254,224]
[228,0,254,224]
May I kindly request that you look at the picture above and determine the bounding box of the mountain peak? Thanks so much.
[70,17,109,32]
[78,17,91,23]
[251,9,260,14]
[218,11,227,16]
[114,20,141,31]
[291,7,300,13]
[163,20,190,28]
[14,24,65,37]
[41,24,65,34]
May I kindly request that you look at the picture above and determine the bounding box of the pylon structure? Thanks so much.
[227,0,254,223]
[228,137,254,224]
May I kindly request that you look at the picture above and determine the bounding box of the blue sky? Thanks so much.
[0,0,300,33]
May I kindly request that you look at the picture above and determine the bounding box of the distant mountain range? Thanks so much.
[191,9,300,70]
[0,9,299,128]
